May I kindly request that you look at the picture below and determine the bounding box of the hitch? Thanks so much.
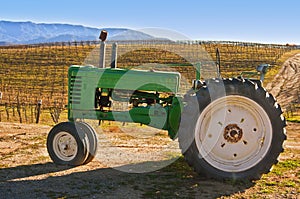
[256,64,270,81]
[240,63,270,82]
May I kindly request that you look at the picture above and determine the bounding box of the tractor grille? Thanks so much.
[69,76,82,105]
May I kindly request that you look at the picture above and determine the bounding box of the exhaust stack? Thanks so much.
[99,30,108,68]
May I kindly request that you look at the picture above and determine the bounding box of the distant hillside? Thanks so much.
[0,21,155,44]
[0,41,12,46]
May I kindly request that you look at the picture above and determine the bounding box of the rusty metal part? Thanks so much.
[223,124,243,143]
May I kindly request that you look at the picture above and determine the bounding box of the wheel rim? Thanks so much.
[53,131,78,161]
[195,95,273,172]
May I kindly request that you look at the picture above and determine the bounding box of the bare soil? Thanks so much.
[0,122,299,199]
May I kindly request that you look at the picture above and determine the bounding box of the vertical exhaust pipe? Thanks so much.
[111,43,117,68]
[99,30,108,68]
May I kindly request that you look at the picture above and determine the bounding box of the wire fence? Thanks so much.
[0,40,298,123]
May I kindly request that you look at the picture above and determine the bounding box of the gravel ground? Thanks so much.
[0,122,299,198]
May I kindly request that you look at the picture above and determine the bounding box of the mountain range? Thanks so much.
[0,21,156,45]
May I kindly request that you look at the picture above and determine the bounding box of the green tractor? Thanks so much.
[47,31,286,180]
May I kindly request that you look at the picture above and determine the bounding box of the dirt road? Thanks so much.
[266,53,300,108]
[0,121,299,199]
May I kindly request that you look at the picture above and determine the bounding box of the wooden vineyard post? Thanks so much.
[17,92,22,123]
[23,104,28,123]
[5,103,9,121]
[36,100,42,124]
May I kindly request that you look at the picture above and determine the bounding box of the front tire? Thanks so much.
[76,122,98,164]
[179,78,286,180]
[47,122,89,166]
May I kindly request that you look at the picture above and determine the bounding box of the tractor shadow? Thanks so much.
[0,158,255,198]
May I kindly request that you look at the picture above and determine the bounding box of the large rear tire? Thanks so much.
[178,78,286,180]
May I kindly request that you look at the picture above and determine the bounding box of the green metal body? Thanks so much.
[68,65,182,138]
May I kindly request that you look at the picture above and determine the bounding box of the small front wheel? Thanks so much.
[76,122,98,164]
[47,122,89,166]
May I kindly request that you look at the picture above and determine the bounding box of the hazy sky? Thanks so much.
[1,0,299,44]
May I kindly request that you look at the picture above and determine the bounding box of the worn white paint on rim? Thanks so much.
[195,95,273,172]
[53,132,78,161]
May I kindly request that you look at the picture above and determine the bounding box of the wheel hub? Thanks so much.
[53,132,78,160]
[224,124,243,143]
[58,137,76,157]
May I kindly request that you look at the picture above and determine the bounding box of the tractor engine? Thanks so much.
[68,65,182,138]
